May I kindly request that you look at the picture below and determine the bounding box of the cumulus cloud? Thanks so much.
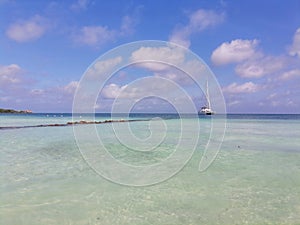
[169,9,225,48]
[98,77,198,113]
[74,15,137,47]
[222,82,260,94]
[129,45,207,86]
[0,65,83,111]
[227,100,240,106]
[62,81,79,94]
[73,25,116,46]
[212,39,290,80]
[235,56,286,78]
[27,80,80,111]
[6,15,49,42]
[211,39,260,65]
[86,56,122,79]
[101,83,128,98]
[289,28,300,57]
[30,89,45,96]
[264,91,297,108]
[101,77,187,100]
[120,15,137,36]
[213,28,300,81]
[279,69,300,80]
[0,64,103,111]
[101,81,161,99]
[154,71,191,85]
[0,64,34,109]
[130,46,185,71]
[70,0,90,12]
[0,64,23,86]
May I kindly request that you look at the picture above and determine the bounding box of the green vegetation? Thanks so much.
[0,108,32,114]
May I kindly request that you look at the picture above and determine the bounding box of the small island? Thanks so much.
[0,108,32,114]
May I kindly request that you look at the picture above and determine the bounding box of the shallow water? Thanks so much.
[1,114,300,224]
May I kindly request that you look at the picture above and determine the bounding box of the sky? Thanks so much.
[0,0,300,113]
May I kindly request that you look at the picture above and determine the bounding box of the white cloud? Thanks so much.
[228,100,240,106]
[222,82,260,94]
[235,56,286,78]
[101,77,185,100]
[279,69,300,80]
[0,64,23,85]
[30,89,45,96]
[130,45,206,85]
[211,39,259,65]
[267,93,277,100]
[211,36,299,81]
[86,56,122,79]
[169,29,191,48]
[271,100,280,107]
[130,46,185,71]
[101,83,128,98]
[189,9,225,31]
[154,72,185,83]
[99,78,197,113]
[101,81,161,99]
[70,0,89,12]
[289,28,300,57]
[287,99,296,106]
[74,15,137,47]
[6,15,49,42]
[120,15,136,36]
[63,81,79,94]
[153,70,196,85]
[74,25,116,46]
[211,27,300,86]
[0,64,35,109]
[212,32,299,80]
[27,81,79,100]
[169,9,225,48]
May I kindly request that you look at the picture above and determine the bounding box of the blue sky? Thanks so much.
[0,0,300,113]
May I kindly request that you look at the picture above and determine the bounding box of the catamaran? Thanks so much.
[199,80,215,115]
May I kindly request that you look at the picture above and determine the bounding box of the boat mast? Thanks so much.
[206,80,211,109]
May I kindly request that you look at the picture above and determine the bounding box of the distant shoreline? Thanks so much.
[0,108,32,114]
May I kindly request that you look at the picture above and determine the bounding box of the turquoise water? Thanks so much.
[1,114,300,224]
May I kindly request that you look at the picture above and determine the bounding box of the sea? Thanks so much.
[1,113,300,225]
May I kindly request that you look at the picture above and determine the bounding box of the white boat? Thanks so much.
[199,106,214,115]
[199,80,215,115]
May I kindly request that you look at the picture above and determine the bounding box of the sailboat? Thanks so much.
[199,80,215,115]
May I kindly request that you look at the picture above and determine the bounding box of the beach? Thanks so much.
[1,114,300,224]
